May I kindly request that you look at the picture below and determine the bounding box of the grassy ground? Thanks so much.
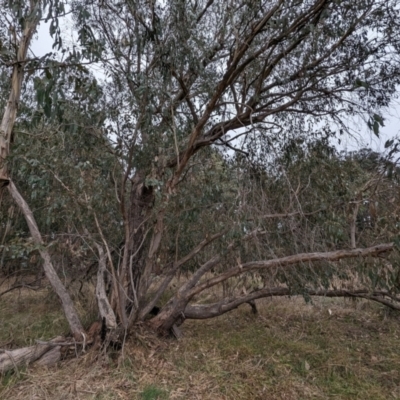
[1,287,399,399]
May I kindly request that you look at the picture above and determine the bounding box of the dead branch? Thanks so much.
[0,278,42,297]
[34,340,84,347]
[184,287,400,319]
[0,337,65,373]
[178,256,222,294]
[187,243,393,298]
[246,209,323,221]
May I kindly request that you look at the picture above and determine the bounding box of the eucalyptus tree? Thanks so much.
[0,0,117,343]
[1,0,400,371]
[84,0,399,333]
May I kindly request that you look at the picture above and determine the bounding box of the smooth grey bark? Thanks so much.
[0,4,40,187]
[8,181,85,340]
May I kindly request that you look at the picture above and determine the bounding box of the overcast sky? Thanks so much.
[31,20,400,155]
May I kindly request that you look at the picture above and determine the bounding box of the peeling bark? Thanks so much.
[0,337,64,373]
[95,244,117,329]
[35,346,61,367]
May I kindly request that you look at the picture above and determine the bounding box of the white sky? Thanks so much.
[31,20,400,155]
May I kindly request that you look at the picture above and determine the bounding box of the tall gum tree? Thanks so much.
[0,0,84,339]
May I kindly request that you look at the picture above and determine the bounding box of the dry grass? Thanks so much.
[1,287,400,399]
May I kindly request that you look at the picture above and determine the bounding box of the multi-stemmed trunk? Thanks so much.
[106,170,158,330]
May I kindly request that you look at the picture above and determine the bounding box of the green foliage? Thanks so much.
[159,136,400,296]
[1,87,122,276]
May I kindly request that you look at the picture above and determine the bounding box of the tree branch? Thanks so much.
[184,287,400,319]
[187,243,394,298]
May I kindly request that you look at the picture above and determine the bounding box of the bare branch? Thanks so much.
[139,231,226,319]
[0,279,42,297]
[184,287,400,319]
[187,244,394,298]
[246,209,323,221]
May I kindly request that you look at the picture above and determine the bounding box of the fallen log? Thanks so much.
[0,336,65,373]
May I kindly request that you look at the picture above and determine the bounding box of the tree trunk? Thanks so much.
[148,298,188,335]
[112,171,156,327]
[95,244,117,329]
[127,172,155,291]
[0,5,40,188]
[8,182,84,340]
